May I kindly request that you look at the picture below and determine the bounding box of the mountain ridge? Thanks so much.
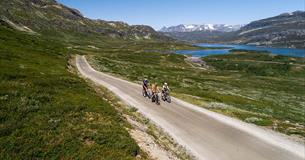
[0,0,172,41]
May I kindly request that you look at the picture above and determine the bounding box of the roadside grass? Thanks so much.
[0,27,142,159]
[82,46,305,138]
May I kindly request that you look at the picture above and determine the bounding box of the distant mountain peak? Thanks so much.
[160,24,244,33]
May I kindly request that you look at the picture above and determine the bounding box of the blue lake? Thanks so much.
[176,44,305,58]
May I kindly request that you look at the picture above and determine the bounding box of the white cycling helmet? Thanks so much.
[164,82,168,86]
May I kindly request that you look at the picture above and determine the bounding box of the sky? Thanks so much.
[58,0,305,30]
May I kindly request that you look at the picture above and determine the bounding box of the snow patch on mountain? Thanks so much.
[184,24,195,29]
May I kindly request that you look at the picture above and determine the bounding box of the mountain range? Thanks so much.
[160,11,305,48]
[1,0,304,48]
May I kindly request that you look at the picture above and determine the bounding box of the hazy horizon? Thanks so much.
[58,0,305,30]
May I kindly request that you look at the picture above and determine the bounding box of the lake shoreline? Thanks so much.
[177,43,305,58]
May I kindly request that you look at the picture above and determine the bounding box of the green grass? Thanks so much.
[84,46,305,137]
[0,27,141,159]
[204,50,305,77]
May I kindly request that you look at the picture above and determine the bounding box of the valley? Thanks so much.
[0,0,304,159]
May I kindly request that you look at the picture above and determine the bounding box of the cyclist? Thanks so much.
[142,78,149,97]
[162,82,170,95]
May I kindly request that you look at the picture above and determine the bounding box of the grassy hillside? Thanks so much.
[84,47,305,137]
[0,27,143,159]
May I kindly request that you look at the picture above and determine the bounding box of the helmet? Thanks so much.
[164,82,168,86]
